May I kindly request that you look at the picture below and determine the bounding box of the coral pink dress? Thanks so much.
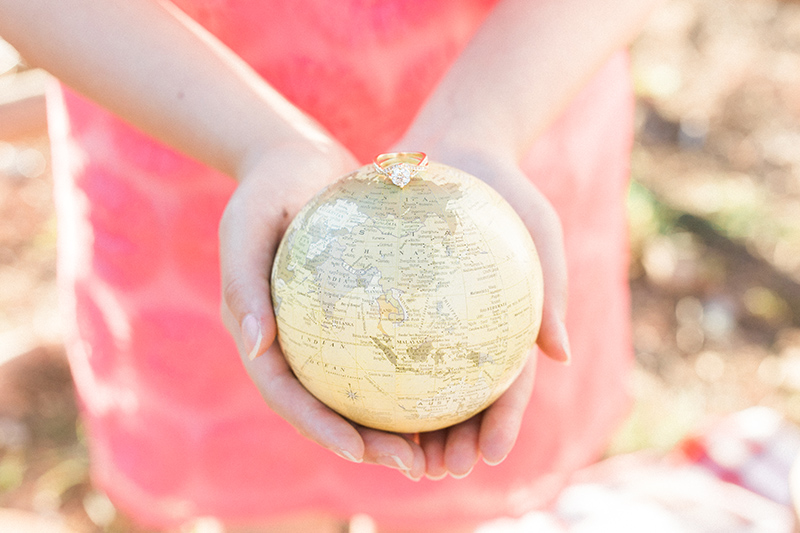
[48,0,634,529]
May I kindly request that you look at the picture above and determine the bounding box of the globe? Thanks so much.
[271,157,543,433]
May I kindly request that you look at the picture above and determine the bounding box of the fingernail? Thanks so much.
[556,321,572,365]
[449,466,474,479]
[377,455,410,471]
[425,471,448,481]
[400,469,422,482]
[377,455,419,481]
[336,449,362,463]
[242,314,263,361]
[483,455,507,466]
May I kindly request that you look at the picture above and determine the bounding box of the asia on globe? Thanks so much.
[271,152,543,433]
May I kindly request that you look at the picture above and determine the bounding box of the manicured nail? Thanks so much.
[336,449,362,463]
[483,455,507,467]
[242,314,263,361]
[400,469,422,482]
[377,455,410,471]
[377,455,419,480]
[556,320,572,365]
[449,466,474,479]
[425,471,448,481]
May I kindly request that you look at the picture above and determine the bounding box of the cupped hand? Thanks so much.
[219,141,427,480]
[390,146,572,479]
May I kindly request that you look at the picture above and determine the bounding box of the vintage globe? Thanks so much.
[271,154,543,433]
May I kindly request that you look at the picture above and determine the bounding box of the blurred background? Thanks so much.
[1,0,800,530]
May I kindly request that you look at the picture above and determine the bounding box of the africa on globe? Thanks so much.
[270,152,543,433]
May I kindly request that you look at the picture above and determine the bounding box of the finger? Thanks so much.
[359,427,425,481]
[244,342,365,462]
[479,353,537,465]
[225,281,367,464]
[419,430,448,480]
[444,414,482,478]
[537,309,571,364]
[218,183,283,360]
[511,182,571,363]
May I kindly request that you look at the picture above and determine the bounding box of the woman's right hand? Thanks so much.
[0,0,427,479]
[218,141,429,481]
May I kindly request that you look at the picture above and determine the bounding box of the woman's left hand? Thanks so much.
[392,146,571,479]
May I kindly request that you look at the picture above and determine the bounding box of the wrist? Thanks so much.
[393,132,518,189]
[230,137,359,229]
[236,132,354,184]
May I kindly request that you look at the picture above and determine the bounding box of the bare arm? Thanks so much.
[396,0,663,477]
[407,0,663,365]
[0,0,339,177]
[0,0,433,478]
[404,0,661,158]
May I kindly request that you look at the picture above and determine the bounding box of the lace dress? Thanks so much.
[47,0,635,529]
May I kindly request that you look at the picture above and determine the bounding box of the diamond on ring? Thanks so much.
[385,164,415,187]
[373,152,429,188]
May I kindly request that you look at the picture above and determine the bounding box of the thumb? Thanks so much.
[218,184,280,361]
[536,307,571,364]
[510,181,571,364]
[221,273,276,362]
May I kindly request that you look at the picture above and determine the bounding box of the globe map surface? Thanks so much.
[271,161,543,433]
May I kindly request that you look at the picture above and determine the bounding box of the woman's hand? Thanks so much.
[389,144,571,479]
[0,0,430,479]
[219,141,430,480]
[382,0,661,479]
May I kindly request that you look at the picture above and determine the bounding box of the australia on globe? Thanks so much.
[271,155,543,433]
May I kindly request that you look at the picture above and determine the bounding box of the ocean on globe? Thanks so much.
[270,159,543,433]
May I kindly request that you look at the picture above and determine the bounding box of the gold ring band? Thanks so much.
[373,152,429,188]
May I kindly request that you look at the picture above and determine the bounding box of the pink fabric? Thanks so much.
[48,0,635,529]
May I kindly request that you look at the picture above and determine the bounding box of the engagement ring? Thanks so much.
[373,152,429,188]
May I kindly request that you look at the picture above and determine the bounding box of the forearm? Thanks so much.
[0,0,336,177]
[403,0,663,161]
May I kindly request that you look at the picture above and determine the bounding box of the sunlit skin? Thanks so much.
[0,0,663,483]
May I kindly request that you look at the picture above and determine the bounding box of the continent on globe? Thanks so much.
[271,155,543,433]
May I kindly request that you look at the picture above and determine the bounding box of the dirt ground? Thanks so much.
[2,0,800,531]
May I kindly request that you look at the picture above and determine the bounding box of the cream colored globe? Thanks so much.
[271,160,543,433]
